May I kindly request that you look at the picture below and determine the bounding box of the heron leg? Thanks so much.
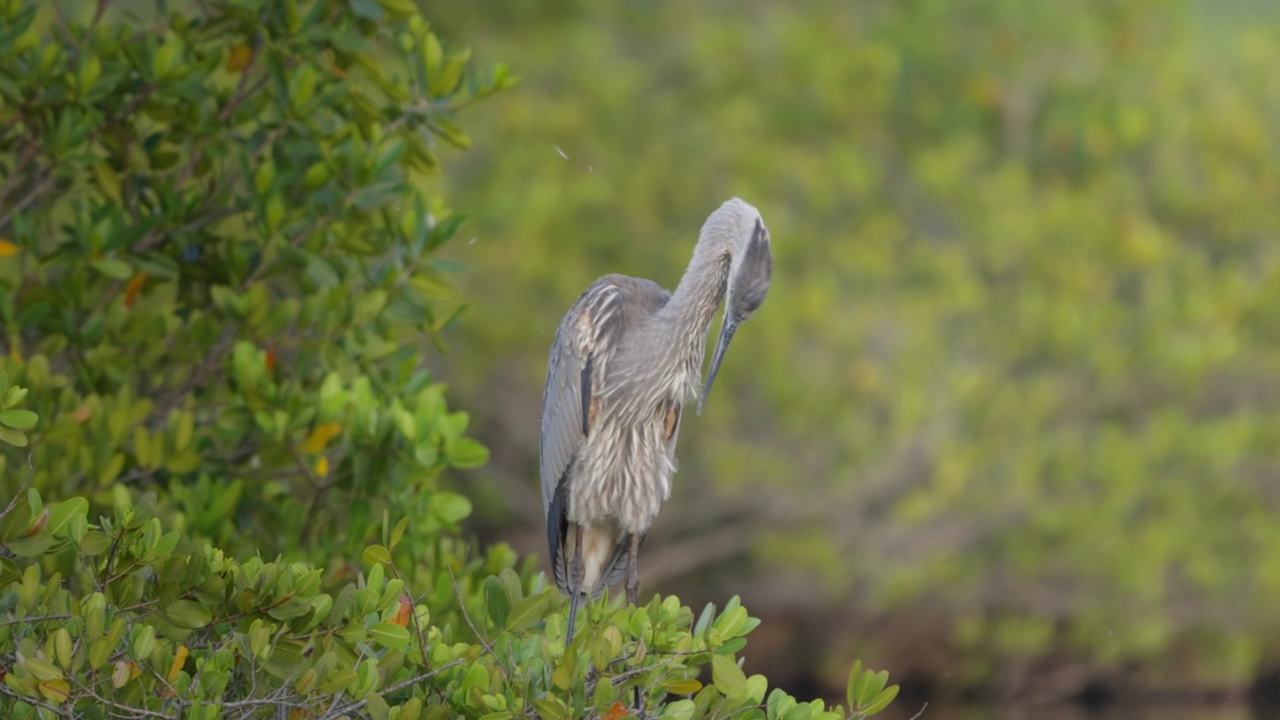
[625,533,641,606]
[625,533,644,714]
[566,523,585,647]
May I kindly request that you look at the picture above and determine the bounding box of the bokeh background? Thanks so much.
[421,0,1280,717]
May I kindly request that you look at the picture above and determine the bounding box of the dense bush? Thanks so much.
[0,0,896,717]
[1,468,897,718]
[0,0,510,559]
[432,0,1280,696]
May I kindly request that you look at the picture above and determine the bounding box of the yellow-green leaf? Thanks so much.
[0,409,36,429]
[711,654,746,696]
[370,622,410,649]
[362,544,392,567]
[47,497,88,539]
[663,679,703,695]
[38,677,70,704]
[24,658,62,681]
[166,599,212,629]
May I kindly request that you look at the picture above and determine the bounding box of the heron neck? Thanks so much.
[664,238,731,369]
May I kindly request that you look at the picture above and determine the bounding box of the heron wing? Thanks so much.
[540,279,627,515]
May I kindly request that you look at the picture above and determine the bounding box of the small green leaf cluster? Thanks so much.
[0,489,896,718]
[0,374,36,447]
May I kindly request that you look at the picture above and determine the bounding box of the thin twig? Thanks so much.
[0,171,54,232]
[319,660,465,720]
[0,613,72,628]
[0,142,39,206]
[0,467,34,526]
[446,564,514,678]
[388,563,432,669]
[71,682,175,718]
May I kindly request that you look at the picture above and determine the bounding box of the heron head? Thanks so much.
[699,214,773,414]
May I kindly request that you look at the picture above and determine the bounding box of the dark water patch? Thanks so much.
[1249,669,1280,720]
[1075,678,1116,712]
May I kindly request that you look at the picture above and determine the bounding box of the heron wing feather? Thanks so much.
[540,279,628,516]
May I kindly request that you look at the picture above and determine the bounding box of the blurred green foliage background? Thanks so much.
[423,0,1280,706]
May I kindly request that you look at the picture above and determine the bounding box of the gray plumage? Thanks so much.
[539,198,773,644]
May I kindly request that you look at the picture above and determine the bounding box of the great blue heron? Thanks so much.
[540,198,773,645]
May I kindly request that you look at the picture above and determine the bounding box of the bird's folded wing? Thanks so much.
[539,279,628,515]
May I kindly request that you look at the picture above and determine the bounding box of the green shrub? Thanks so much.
[0,0,511,560]
[0,481,898,718]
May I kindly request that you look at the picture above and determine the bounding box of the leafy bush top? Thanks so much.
[0,478,897,719]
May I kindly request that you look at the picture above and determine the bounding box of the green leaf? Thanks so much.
[23,658,63,681]
[367,692,391,720]
[389,517,409,551]
[711,654,746,696]
[431,492,472,524]
[846,660,861,713]
[662,699,697,720]
[0,409,37,429]
[854,670,889,708]
[317,667,358,694]
[0,557,20,586]
[80,530,111,555]
[370,622,410,649]
[6,530,54,557]
[47,497,89,539]
[505,592,551,633]
[363,544,393,567]
[38,677,70,704]
[166,600,213,629]
[768,688,797,720]
[448,437,489,468]
[5,385,27,407]
[663,679,703,695]
[92,258,134,280]
[715,637,747,655]
[860,685,899,716]
[483,575,511,628]
[533,697,570,720]
[0,425,28,446]
[133,624,156,660]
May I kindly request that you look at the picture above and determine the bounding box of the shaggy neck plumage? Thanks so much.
[657,215,740,390]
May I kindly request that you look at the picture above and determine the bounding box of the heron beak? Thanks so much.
[698,314,740,415]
